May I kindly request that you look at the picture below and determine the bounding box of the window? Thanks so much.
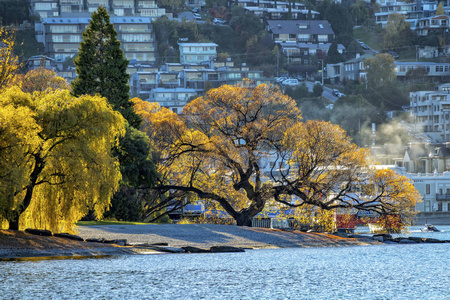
[114,8,124,15]
[436,66,444,72]
[448,203,450,211]
[317,35,328,42]
[298,34,309,41]
[121,34,152,42]
[426,184,431,194]
[35,2,53,10]
[425,200,431,212]
[50,25,78,33]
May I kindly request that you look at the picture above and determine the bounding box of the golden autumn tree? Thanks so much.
[0,27,21,90]
[0,87,125,232]
[137,84,420,227]
[13,68,70,93]
[277,121,420,230]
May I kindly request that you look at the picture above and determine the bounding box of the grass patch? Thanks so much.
[353,26,382,51]
[398,48,416,61]
[76,220,153,226]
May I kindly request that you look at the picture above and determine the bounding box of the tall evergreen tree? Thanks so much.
[326,42,344,64]
[72,6,141,128]
[72,7,156,222]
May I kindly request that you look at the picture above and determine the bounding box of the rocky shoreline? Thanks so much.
[1,224,448,260]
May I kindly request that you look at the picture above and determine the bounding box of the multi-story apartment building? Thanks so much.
[32,0,60,18]
[266,20,338,64]
[30,0,170,18]
[240,0,320,21]
[148,88,197,114]
[129,60,272,106]
[35,16,157,66]
[178,43,218,65]
[392,142,450,214]
[374,0,422,29]
[409,83,450,143]
[267,20,335,44]
[416,14,450,36]
[395,61,450,81]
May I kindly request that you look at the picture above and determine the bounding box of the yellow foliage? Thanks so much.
[0,27,20,90]
[0,87,126,232]
[134,83,420,227]
[14,68,70,93]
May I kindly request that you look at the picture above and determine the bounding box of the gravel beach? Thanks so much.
[76,224,377,248]
[0,224,381,259]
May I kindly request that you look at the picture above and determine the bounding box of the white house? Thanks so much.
[147,87,197,114]
[178,43,218,65]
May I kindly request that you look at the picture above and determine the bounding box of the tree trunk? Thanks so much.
[7,152,45,231]
[8,219,19,231]
[235,207,261,226]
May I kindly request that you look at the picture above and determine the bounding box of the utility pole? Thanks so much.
[321,59,324,85]
[277,52,279,77]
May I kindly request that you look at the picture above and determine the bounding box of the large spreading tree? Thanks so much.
[137,83,420,227]
[71,6,140,128]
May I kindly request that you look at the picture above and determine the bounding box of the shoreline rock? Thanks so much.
[2,224,448,260]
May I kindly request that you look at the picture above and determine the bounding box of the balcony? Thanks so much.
[436,194,450,201]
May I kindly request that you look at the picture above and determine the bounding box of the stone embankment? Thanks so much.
[1,224,449,260]
[370,233,450,244]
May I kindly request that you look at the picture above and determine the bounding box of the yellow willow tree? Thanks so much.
[138,84,420,227]
[0,87,125,232]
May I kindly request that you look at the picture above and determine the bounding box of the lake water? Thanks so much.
[1,225,450,299]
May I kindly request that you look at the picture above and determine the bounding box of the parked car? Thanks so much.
[337,92,346,97]
[192,7,199,13]
[297,75,305,81]
[361,43,370,50]
[276,76,288,83]
[332,89,340,96]
[388,51,399,59]
[213,18,227,25]
[193,13,201,20]
[314,81,322,86]
[282,79,300,87]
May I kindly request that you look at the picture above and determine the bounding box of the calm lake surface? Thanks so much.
[1,225,450,300]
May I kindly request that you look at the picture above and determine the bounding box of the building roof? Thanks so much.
[151,88,197,93]
[41,17,152,24]
[178,43,218,47]
[395,61,450,66]
[418,14,450,22]
[277,42,345,50]
[345,53,373,63]
[267,20,334,35]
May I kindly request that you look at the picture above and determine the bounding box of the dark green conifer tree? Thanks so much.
[72,6,141,128]
[73,7,156,222]
[326,42,345,64]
